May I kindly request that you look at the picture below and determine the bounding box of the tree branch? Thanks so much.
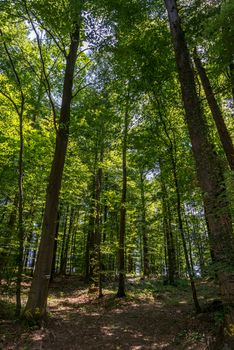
[0,89,20,115]
[23,0,58,133]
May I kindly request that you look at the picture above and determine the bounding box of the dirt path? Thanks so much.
[0,278,217,349]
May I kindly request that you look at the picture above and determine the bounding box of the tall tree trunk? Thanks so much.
[70,213,78,274]
[60,207,75,276]
[63,207,76,275]
[50,210,60,281]
[86,174,97,284]
[15,93,25,317]
[0,195,18,282]
[193,51,234,171]
[103,204,108,243]
[160,176,176,285]
[1,30,25,316]
[89,146,104,297]
[117,96,129,298]
[164,0,234,320]
[85,220,93,283]
[95,166,103,297]
[158,108,198,299]
[171,149,201,312]
[140,172,149,278]
[24,23,81,321]
[59,206,69,275]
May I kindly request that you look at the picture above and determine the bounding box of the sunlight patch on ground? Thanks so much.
[151,342,170,349]
[101,326,115,336]
[88,312,101,316]
[28,330,46,342]
[112,308,124,314]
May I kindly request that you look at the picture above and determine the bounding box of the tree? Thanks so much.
[116,90,129,298]
[0,27,26,315]
[193,50,234,171]
[24,1,83,321]
[164,0,234,322]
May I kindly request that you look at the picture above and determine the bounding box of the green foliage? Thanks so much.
[0,300,16,320]
[0,0,232,322]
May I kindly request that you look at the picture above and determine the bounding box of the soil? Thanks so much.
[0,277,219,350]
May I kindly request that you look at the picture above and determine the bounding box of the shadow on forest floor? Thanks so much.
[0,276,221,349]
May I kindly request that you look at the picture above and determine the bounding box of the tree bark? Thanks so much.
[87,158,98,283]
[95,166,103,297]
[160,176,176,285]
[24,23,81,321]
[59,206,69,275]
[140,172,149,278]
[193,51,234,171]
[164,0,234,314]
[50,210,60,281]
[117,96,129,298]
[16,99,24,316]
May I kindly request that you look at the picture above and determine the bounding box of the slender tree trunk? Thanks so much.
[59,206,69,275]
[163,228,168,280]
[50,210,60,281]
[117,97,129,298]
[230,63,234,100]
[171,152,201,312]
[140,172,149,278]
[86,175,97,284]
[0,195,18,282]
[24,23,81,321]
[85,224,92,282]
[158,107,198,295]
[164,0,234,319]
[60,207,75,276]
[30,206,44,277]
[24,230,33,271]
[88,146,104,297]
[188,235,195,276]
[1,31,26,316]
[30,233,39,276]
[160,176,176,285]
[69,213,78,274]
[85,212,94,282]
[175,234,182,279]
[95,166,103,297]
[64,207,76,275]
[193,51,234,171]
[16,102,24,316]
[103,204,108,243]
[183,214,195,276]
[191,210,205,276]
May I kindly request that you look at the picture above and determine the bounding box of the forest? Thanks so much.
[0,0,234,349]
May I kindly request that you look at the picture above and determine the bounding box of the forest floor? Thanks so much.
[0,276,223,350]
